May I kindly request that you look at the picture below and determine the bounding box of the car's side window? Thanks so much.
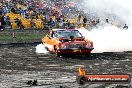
[53,31,59,38]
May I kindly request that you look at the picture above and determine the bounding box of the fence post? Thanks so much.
[12,31,16,38]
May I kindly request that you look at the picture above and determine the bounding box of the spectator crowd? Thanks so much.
[0,0,88,30]
[0,0,128,30]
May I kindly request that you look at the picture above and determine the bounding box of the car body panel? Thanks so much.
[42,29,94,56]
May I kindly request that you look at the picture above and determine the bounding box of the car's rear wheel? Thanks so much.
[54,45,61,57]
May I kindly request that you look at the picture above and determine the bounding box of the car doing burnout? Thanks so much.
[42,29,94,57]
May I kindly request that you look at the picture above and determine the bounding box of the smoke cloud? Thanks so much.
[77,0,132,53]
[78,0,132,26]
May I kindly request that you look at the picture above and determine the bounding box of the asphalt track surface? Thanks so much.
[0,44,132,88]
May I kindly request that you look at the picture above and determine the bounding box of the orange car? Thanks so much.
[42,29,94,57]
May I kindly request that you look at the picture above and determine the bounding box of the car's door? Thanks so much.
[48,31,59,51]
[44,31,56,51]
[42,33,50,44]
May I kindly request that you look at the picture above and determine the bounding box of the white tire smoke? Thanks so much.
[36,44,49,54]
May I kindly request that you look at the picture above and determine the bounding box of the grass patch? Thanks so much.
[0,29,48,43]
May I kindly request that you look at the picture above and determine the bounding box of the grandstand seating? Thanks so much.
[5,12,44,29]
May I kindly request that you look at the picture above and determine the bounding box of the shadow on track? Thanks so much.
[57,54,96,60]
[55,51,131,60]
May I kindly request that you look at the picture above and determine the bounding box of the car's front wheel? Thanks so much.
[55,52,61,57]
[85,53,90,57]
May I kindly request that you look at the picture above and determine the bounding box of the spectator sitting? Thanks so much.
[0,7,3,15]
[91,20,96,26]
[30,19,35,28]
[14,17,24,29]
[123,24,128,29]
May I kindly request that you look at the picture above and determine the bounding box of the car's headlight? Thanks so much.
[61,44,67,49]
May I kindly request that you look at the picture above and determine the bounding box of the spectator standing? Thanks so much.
[96,19,100,24]
[1,15,5,30]
[77,14,81,23]
[0,17,2,30]
[48,18,53,30]
[106,19,109,23]
[83,16,87,27]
